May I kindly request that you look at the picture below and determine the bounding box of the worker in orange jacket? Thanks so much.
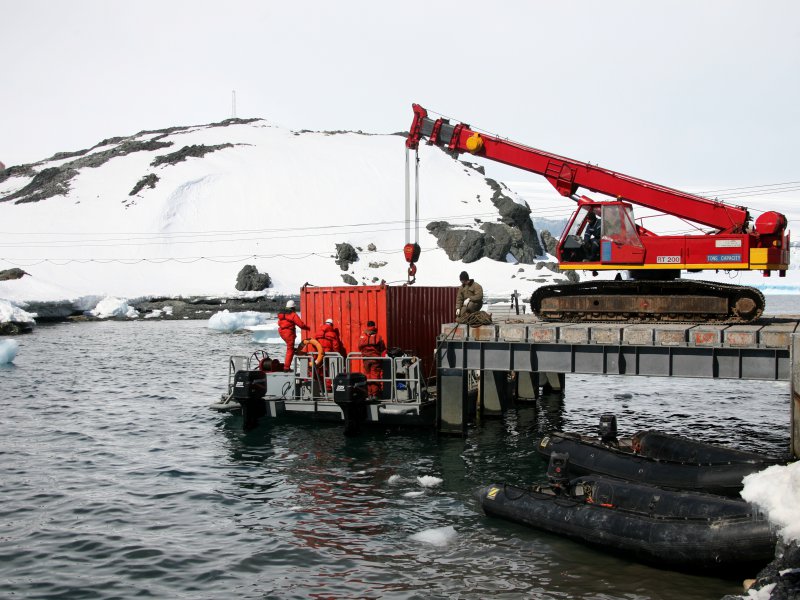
[315,318,346,355]
[358,320,387,399]
[277,300,310,371]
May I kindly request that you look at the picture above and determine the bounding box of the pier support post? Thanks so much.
[541,372,566,395]
[516,372,540,402]
[792,335,799,459]
[480,371,513,416]
[437,368,469,436]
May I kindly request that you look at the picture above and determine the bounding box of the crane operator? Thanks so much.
[583,210,601,261]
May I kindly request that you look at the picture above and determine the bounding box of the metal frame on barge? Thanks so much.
[210,350,438,431]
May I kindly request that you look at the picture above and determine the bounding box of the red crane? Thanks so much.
[405,104,790,322]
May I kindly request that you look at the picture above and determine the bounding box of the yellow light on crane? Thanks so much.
[466,133,484,154]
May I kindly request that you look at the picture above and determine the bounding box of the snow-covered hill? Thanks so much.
[0,117,797,320]
[0,119,562,308]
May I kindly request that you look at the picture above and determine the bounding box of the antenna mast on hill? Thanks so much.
[231,90,237,118]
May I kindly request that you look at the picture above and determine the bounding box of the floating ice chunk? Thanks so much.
[207,309,270,332]
[90,296,138,318]
[0,339,19,363]
[403,491,425,498]
[417,475,443,488]
[410,525,457,546]
[388,474,403,485]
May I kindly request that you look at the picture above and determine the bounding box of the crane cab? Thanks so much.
[558,201,646,269]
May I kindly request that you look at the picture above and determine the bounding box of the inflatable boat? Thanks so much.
[536,414,783,496]
[478,470,777,572]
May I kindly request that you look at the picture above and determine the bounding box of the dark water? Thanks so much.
[0,315,792,600]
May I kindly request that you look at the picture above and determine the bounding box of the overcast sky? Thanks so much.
[2,0,799,190]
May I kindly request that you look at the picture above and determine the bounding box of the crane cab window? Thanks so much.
[601,204,643,248]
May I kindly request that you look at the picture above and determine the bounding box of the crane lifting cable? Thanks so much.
[403,146,421,284]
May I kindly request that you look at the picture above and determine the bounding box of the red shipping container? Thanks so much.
[300,284,457,380]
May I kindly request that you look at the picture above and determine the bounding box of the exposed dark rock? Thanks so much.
[541,261,561,274]
[485,177,544,257]
[150,143,234,167]
[335,243,359,271]
[368,261,387,268]
[1,139,174,204]
[46,149,91,162]
[133,294,292,320]
[367,243,377,251]
[460,160,485,175]
[341,274,359,285]
[0,268,29,281]
[235,265,271,291]
[0,164,36,185]
[2,166,79,204]
[69,139,173,170]
[0,118,260,204]
[129,174,159,196]
[540,230,559,255]
[426,222,484,263]
[480,222,514,261]
[721,540,800,600]
[0,321,33,335]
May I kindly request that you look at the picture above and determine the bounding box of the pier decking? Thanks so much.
[435,315,800,457]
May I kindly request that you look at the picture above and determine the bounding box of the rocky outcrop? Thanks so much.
[133,295,290,320]
[235,265,271,291]
[150,143,234,168]
[426,222,484,263]
[0,322,33,335]
[721,540,800,600]
[335,243,359,270]
[540,230,559,256]
[422,169,544,266]
[129,174,159,196]
[0,268,29,281]
[341,274,359,285]
[0,118,257,205]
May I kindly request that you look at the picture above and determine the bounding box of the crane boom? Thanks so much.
[407,104,750,232]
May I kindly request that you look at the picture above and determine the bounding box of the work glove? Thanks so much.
[455,309,461,317]
[464,298,470,307]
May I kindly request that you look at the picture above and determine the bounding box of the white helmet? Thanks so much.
[286,300,296,309]
[324,318,333,325]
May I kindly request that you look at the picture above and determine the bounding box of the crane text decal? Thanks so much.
[656,256,681,264]
[716,240,743,248]
[707,254,742,263]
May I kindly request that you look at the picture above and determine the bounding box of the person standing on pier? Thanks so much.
[455,271,484,319]
[277,300,310,371]
[359,320,386,399]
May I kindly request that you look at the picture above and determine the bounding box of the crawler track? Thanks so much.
[530,280,765,324]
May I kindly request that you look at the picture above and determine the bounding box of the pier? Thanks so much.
[435,316,800,458]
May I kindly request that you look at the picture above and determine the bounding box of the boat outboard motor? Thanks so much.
[599,413,618,445]
[333,372,369,436]
[547,451,570,492]
[233,370,267,431]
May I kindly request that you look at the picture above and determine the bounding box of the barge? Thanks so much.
[210,348,438,433]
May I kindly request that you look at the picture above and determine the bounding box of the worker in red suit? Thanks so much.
[358,320,387,399]
[313,318,345,391]
[277,300,310,371]
[315,318,346,356]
